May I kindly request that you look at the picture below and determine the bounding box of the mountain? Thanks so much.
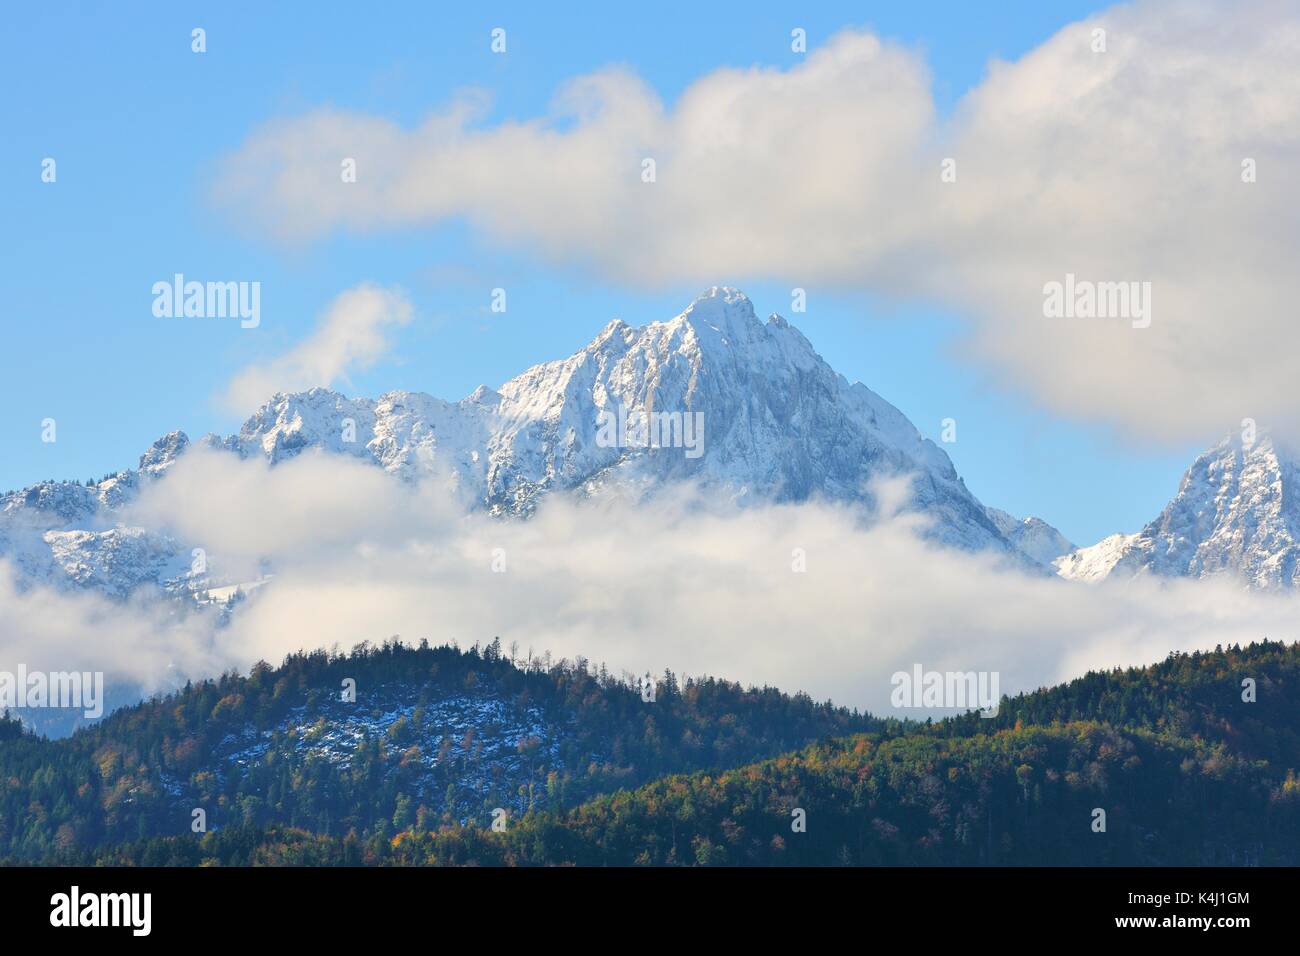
[220,287,1007,542]
[0,288,1067,602]
[985,507,1074,567]
[45,640,1300,866]
[0,437,196,599]
[428,641,1295,866]
[1057,433,1300,588]
[0,639,880,863]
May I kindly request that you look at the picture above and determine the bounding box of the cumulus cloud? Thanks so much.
[222,284,412,414]
[210,0,1300,444]
[8,448,1287,719]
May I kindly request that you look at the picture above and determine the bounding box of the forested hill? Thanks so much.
[955,639,1299,763]
[0,639,878,863]
[74,640,1300,866]
[453,639,1296,866]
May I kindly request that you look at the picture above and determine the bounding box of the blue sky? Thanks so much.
[0,1,1204,546]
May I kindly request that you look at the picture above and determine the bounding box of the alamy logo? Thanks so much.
[0,666,103,719]
[890,664,1000,717]
[595,404,704,459]
[152,273,260,328]
[50,886,151,936]
[1042,273,1151,328]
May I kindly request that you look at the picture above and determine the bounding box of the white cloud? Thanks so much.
[19,449,1289,718]
[0,565,222,698]
[222,284,412,414]
[211,0,1300,444]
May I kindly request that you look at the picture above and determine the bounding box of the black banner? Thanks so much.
[0,865,1281,941]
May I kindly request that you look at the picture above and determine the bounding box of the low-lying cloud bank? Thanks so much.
[2,448,1294,721]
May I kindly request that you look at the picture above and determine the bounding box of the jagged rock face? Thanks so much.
[1057,434,1300,588]
[139,431,189,477]
[217,288,1012,547]
[985,508,1074,568]
[44,528,189,599]
[2,480,99,525]
[1,288,1062,598]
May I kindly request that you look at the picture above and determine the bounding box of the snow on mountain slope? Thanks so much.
[984,507,1074,568]
[1,288,1037,597]
[1056,433,1300,588]
[43,527,190,599]
[1053,532,1141,583]
[194,682,574,822]
[218,288,1014,548]
[0,433,211,599]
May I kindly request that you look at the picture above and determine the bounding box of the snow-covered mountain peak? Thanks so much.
[231,387,377,464]
[985,507,1075,568]
[640,287,767,360]
[677,285,757,330]
[1058,428,1300,588]
[3,289,1067,597]
[467,384,502,407]
[593,318,634,347]
[139,430,190,476]
[2,480,98,525]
